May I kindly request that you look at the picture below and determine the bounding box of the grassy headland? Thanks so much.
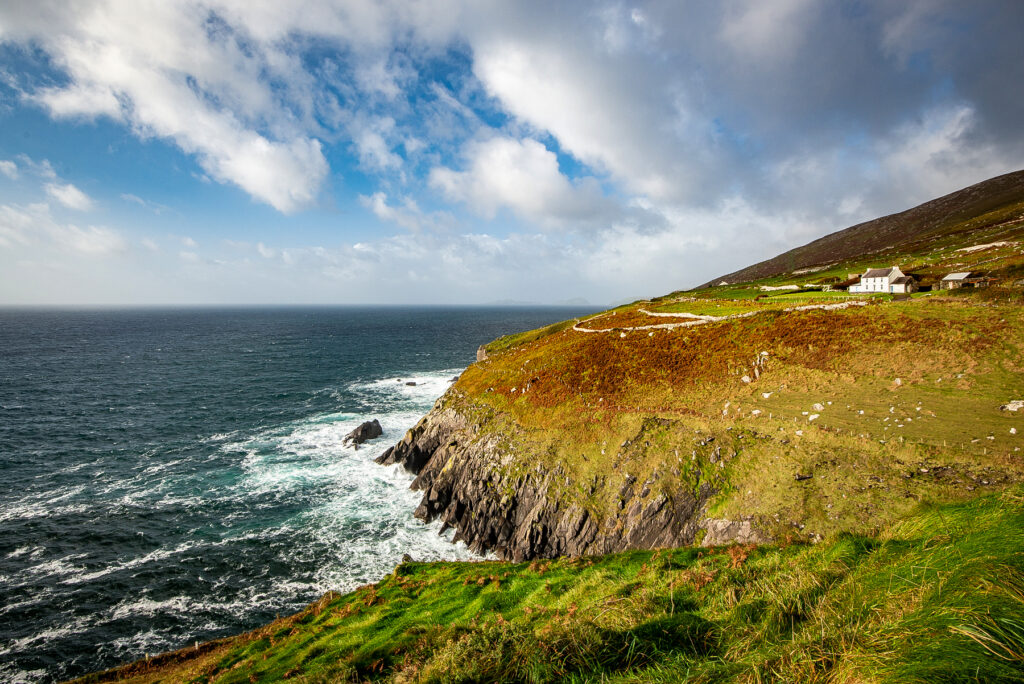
[80,489,1024,682]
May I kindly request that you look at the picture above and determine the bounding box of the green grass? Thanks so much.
[84,489,1024,683]
[484,318,582,354]
[458,291,1024,545]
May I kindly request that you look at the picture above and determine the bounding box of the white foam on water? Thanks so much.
[0,614,95,658]
[2,365,476,681]
[61,539,210,585]
[0,484,94,523]
[13,554,89,585]
[351,368,463,409]
[222,365,478,594]
[5,545,43,560]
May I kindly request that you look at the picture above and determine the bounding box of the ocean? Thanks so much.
[0,306,593,682]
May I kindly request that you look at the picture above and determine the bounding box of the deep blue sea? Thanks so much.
[0,307,593,683]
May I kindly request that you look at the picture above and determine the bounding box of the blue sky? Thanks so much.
[0,0,1022,306]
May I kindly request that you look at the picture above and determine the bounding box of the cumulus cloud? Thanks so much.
[430,136,615,227]
[0,202,37,247]
[50,223,126,254]
[2,0,329,213]
[719,0,817,63]
[45,182,94,211]
[0,200,124,254]
[1,1,1023,305]
[0,159,18,179]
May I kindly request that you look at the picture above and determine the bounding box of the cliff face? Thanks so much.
[376,399,718,561]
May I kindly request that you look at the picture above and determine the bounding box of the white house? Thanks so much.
[848,266,917,294]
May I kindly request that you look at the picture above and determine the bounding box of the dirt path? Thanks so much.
[572,300,869,334]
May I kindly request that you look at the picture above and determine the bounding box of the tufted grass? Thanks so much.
[79,489,1024,683]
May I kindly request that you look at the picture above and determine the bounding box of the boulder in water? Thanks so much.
[344,419,383,447]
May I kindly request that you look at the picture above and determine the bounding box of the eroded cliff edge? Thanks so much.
[375,393,747,561]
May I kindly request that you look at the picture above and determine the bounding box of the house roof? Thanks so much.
[891,276,914,285]
[862,267,896,278]
[942,272,972,281]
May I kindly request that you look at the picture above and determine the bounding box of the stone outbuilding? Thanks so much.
[939,272,994,290]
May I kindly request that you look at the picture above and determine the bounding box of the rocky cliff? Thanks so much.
[376,396,738,561]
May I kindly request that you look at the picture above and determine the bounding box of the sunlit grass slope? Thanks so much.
[463,287,1024,543]
[80,489,1024,683]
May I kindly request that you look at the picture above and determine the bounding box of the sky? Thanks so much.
[0,1,1022,306]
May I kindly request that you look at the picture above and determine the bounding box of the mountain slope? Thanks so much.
[702,169,1024,287]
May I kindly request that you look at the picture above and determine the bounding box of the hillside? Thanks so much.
[84,176,1024,682]
[702,169,1024,287]
[79,490,1024,683]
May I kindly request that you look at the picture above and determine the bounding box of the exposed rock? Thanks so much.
[701,519,768,546]
[343,419,383,447]
[406,381,417,386]
[476,346,488,362]
[378,400,712,561]
[1000,400,1024,412]
[795,473,813,481]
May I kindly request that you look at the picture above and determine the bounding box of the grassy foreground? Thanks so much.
[83,489,1024,683]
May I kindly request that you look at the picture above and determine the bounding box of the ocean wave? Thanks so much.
[0,614,95,657]
[1,364,474,682]
[61,539,210,585]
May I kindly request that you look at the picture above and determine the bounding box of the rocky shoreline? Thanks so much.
[375,395,756,561]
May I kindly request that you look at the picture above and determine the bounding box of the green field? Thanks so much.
[82,490,1024,683]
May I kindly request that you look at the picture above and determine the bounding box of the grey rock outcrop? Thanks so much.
[344,419,383,447]
[701,519,768,546]
[376,397,740,561]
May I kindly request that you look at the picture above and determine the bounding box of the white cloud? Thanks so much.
[0,200,124,254]
[0,159,18,179]
[0,202,38,247]
[359,191,453,232]
[874,104,1019,208]
[16,156,57,180]
[2,2,1023,305]
[351,118,403,172]
[6,1,329,213]
[719,0,816,62]
[49,223,126,255]
[429,136,613,226]
[45,182,94,211]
